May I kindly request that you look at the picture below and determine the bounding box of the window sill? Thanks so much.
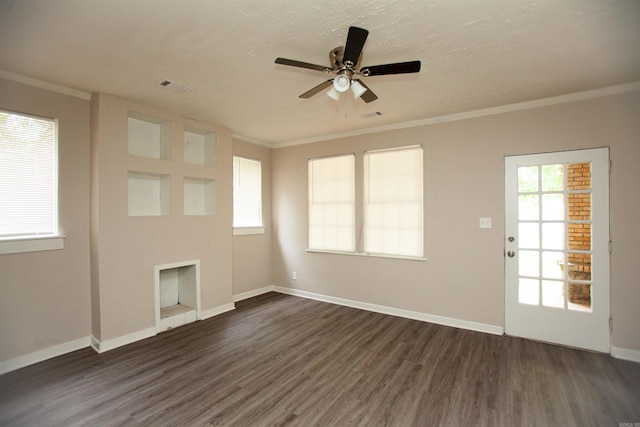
[0,235,65,255]
[306,249,427,262]
[233,226,265,236]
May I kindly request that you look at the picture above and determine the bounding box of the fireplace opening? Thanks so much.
[155,260,201,332]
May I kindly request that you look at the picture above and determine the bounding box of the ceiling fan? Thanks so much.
[275,26,421,103]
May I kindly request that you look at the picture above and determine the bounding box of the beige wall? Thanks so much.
[0,78,91,362]
[91,94,233,343]
[272,90,640,352]
[232,139,273,296]
[1,76,638,367]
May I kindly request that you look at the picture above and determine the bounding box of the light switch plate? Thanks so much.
[479,218,492,229]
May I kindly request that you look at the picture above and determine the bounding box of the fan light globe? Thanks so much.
[327,87,341,101]
[333,75,351,92]
[351,80,367,99]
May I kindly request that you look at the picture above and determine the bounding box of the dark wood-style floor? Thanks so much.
[1,292,639,426]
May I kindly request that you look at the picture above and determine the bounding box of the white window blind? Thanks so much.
[0,110,57,238]
[364,145,423,257]
[308,154,355,252]
[233,156,262,227]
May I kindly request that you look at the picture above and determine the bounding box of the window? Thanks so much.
[0,110,60,250]
[364,146,423,257]
[307,145,424,259]
[308,154,355,252]
[233,156,263,234]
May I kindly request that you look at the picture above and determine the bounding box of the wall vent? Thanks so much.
[160,80,193,93]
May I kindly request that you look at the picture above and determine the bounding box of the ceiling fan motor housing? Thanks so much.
[329,46,362,70]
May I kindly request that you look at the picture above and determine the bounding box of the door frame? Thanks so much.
[504,147,611,353]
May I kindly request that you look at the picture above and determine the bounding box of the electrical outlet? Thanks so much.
[479,217,492,229]
[292,272,297,280]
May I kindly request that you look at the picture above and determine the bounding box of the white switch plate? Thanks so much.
[292,272,297,280]
[479,218,492,229]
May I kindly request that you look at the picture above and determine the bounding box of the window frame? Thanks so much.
[0,109,64,255]
[306,145,426,261]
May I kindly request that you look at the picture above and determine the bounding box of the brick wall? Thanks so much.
[567,163,591,304]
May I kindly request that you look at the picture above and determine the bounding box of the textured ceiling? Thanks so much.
[1,0,639,146]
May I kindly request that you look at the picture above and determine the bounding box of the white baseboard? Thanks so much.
[91,327,156,354]
[0,336,91,375]
[272,286,504,336]
[91,302,236,353]
[233,286,274,302]
[200,302,236,320]
[611,346,640,363]
[5,291,634,375]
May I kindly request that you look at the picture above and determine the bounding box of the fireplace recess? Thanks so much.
[154,260,201,332]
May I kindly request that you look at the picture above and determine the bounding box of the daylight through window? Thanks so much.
[364,145,423,257]
[308,154,355,252]
[233,156,262,228]
[307,146,424,259]
[0,110,58,238]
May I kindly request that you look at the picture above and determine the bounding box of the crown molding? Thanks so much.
[232,133,274,148]
[0,70,93,101]
[273,81,640,149]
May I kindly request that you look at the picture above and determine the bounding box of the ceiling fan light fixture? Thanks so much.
[351,80,367,99]
[327,87,341,101]
[333,74,351,92]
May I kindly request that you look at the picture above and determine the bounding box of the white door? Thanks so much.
[505,148,610,353]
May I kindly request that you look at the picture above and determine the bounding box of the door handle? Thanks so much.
[507,250,516,258]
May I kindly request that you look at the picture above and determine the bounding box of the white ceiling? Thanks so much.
[1,0,639,146]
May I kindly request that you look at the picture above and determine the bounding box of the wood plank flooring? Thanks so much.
[1,292,639,426]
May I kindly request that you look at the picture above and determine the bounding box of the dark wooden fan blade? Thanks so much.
[343,26,369,66]
[355,79,378,103]
[275,57,330,73]
[299,80,333,98]
[361,60,421,76]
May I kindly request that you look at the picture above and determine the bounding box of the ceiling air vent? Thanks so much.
[160,80,192,93]
[363,112,382,118]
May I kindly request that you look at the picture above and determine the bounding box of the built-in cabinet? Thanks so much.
[126,110,217,217]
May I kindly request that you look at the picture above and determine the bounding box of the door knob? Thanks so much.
[507,250,516,258]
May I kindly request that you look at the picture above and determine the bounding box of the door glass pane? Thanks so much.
[542,223,564,250]
[568,193,591,220]
[568,223,591,251]
[542,251,564,279]
[519,278,539,305]
[513,155,602,319]
[542,280,565,308]
[567,163,591,190]
[518,195,539,220]
[568,283,592,312]
[518,223,539,249]
[518,166,538,192]
[541,194,564,220]
[541,164,564,191]
[519,250,539,277]
[568,253,592,281]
